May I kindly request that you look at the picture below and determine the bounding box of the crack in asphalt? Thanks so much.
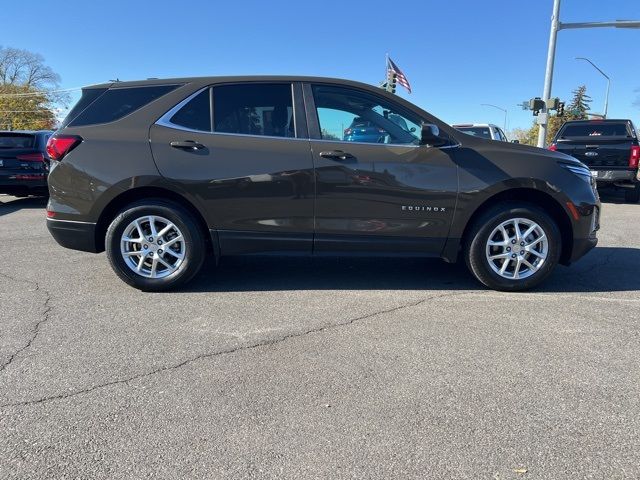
[0,290,472,409]
[0,272,53,374]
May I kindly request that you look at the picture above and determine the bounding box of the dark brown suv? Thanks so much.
[46,76,600,291]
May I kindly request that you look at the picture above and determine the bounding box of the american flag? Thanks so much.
[387,57,412,94]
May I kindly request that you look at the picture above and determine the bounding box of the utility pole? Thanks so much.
[536,1,640,147]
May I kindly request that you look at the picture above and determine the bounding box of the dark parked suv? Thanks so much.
[46,76,600,291]
[0,130,52,197]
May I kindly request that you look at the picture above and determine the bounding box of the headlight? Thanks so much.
[559,162,592,183]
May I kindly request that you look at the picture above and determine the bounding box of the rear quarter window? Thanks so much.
[68,85,179,127]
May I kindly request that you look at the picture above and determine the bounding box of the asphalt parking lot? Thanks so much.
[1,193,639,479]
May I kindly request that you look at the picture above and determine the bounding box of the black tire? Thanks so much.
[464,203,561,291]
[105,199,206,291]
[624,184,640,204]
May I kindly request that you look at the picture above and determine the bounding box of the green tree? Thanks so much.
[0,46,67,130]
[566,85,591,119]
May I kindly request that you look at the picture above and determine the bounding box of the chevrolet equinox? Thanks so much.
[45,76,600,291]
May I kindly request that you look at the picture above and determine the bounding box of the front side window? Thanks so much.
[312,85,421,145]
[213,84,294,137]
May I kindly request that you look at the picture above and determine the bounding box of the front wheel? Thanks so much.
[464,203,561,291]
[106,200,206,291]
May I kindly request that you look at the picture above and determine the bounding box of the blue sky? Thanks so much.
[3,0,639,131]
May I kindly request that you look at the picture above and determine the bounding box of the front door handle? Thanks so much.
[319,150,355,161]
[170,140,206,151]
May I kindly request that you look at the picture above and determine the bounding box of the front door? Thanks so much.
[150,82,315,255]
[304,83,458,255]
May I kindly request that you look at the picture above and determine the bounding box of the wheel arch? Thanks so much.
[94,186,214,255]
[445,187,573,265]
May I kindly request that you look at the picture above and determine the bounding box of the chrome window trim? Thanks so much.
[155,88,460,150]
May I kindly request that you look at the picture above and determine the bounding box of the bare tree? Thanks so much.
[0,47,61,89]
[0,46,66,130]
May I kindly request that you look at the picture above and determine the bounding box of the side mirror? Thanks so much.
[421,123,448,147]
[511,139,520,144]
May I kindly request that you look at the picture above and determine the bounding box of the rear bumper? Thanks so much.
[0,175,47,195]
[593,169,637,186]
[46,218,99,253]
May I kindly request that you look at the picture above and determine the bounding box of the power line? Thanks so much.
[0,86,83,97]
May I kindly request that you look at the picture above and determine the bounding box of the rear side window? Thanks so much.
[560,123,630,138]
[213,84,294,137]
[69,85,179,127]
[169,89,211,132]
[0,133,35,149]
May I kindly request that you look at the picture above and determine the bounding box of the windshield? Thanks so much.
[456,127,492,139]
[560,123,630,138]
[0,133,35,149]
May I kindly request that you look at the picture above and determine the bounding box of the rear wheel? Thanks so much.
[464,203,561,291]
[624,184,640,204]
[106,200,206,291]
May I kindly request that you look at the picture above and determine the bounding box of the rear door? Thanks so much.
[555,121,634,170]
[304,83,458,255]
[149,82,315,255]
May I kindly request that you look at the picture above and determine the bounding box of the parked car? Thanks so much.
[343,118,387,143]
[46,76,599,292]
[453,123,509,142]
[0,130,52,197]
[549,119,640,203]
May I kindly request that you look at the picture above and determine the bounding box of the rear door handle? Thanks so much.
[319,150,355,161]
[170,140,206,150]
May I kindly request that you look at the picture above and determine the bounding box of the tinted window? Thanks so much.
[213,84,294,137]
[560,123,630,138]
[60,88,107,128]
[69,85,178,127]
[313,85,421,144]
[0,133,35,149]
[456,127,492,139]
[169,89,211,132]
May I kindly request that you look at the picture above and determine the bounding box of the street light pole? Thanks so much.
[481,103,508,132]
[575,57,610,118]
[536,2,640,148]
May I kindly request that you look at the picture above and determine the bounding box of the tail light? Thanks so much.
[548,143,558,151]
[16,152,45,162]
[46,135,82,161]
[630,145,640,169]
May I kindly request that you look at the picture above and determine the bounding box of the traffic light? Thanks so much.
[557,101,565,117]
[387,71,397,94]
[545,97,560,110]
[528,97,545,116]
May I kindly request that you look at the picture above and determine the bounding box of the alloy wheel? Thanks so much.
[120,215,186,278]
[485,217,548,280]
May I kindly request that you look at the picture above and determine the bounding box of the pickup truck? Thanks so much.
[549,119,640,203]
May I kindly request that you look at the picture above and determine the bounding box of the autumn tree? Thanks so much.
[0,46,67,130]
